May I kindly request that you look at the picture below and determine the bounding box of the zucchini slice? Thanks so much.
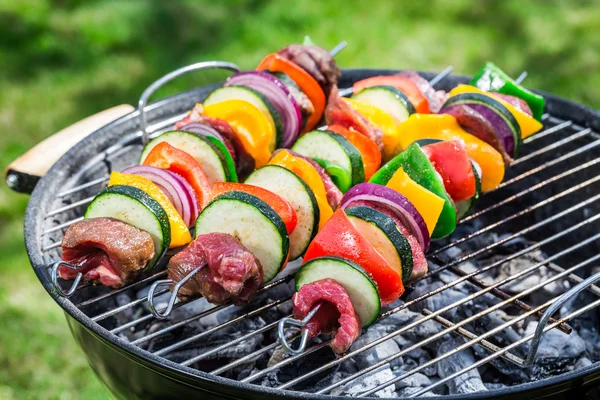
[140,131,231,184]
[194,190,289,282]
[456,160,482,220]
[245,165,319,260]
[353,85,415,124]
[346,206,413,281]
[291,130,365,191]
[204,86,284,148]
[296,256,381,328]
[84,185,170,267]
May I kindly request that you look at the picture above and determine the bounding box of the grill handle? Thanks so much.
[5,104,134,194]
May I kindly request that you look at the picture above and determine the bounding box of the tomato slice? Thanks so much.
[327,124,382,180]
[142,142,211,208]
[353,75,430,114]
[211,182,298,234]
[304,208,405,305]
[421,140,476,202]
[257,53,325,132]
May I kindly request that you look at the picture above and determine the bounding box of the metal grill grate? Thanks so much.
[39,101,600,397]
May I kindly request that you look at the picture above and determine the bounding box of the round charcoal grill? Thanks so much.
[18,67,600,399]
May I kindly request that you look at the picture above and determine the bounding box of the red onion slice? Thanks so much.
[340,183,430,252]
[122,165,199,227]
[225,71,302,148]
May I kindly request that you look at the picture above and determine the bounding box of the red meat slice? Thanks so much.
[325,86,384,152]
[493,93,534,116]
[60,218,155,288]
[293,278,361,354]
[168,233,263,305]
[398,71,448,113]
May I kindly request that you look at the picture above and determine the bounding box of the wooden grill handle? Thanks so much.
[5,104,134,194]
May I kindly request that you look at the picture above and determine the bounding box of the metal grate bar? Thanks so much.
[319,247,600,396]
[56,176,109,198]
[154,297,290,357]
[211,333,301,376]
[42,217,84,235]
[433,173,600,255]
[181,317,287,367]
[92,288,169,322]
[496,137,600,190]
[447,264,571,333]
[409,284,600,398]
[511,128,592,166]
[522,120,573,144]
[273,216,600,390]
[425,310,525,365]
[76,270,168,308]
[544,263,600,298]
[460,157,600,224]
[131,277,290,345]
[46,196,95,217]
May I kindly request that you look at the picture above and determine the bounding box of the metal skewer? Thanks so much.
[278,303,322,355]
[147,263,206,319]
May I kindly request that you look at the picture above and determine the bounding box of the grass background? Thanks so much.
[0,0,598,398]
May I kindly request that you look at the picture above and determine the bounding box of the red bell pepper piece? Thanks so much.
[304,208,404,305]
[421,140,476,202]
[211,182,298,234]
[142,142,211,208]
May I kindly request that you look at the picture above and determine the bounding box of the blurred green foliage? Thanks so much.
[0,0,598,398]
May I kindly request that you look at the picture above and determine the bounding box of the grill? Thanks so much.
[22,68,600,399]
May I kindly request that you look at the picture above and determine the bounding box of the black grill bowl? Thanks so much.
[24,70,600,399]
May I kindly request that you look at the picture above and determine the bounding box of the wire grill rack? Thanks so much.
[39,99,600,397]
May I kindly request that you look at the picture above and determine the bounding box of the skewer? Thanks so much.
[278,303,322,354]
[147,263,206,319]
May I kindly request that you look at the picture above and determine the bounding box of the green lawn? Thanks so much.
[0,0,598,398]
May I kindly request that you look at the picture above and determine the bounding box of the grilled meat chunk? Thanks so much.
[277,44,341,97]
[168,233,263,305]
[493,93,533,116]
[293,278,361,354]
[287,84,315,127]
[60,218,155,288]
[325,86,384,152]
[175,104,255,179]
[398,71,448,113]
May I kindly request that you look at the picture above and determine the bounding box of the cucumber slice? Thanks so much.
[245,165,319,260]
[456,160,482,220]
[291,130,365,191]
[194,190,289,282]
[346,206,413,281]
[204,86,284,148]
[353,85,415,123]
[140,131,229,184]
[84,185,170,267]
[296,256,381,328]
[313,157,352,193]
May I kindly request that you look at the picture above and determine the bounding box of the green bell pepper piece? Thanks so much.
[470,62,545,121]
[396,143,456,239]
[313,157,352,193]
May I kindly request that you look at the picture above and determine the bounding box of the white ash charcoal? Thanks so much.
[349,326,402,370]
[331,365,397,398]
[393,368,432,390]
[575,357,593,369]
[437,336,487,394]
[408,281,471,320]
[396,386,439,397]
[402,348,437,377]
[484,382,507,390]
[524,321,586,359]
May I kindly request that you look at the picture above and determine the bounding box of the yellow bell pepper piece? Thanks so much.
[203,100,276,168]
[386,167,445,235]
[449,84,543,138]
[344,98,400,162]
[108,172,192,248]
[268,150,333,229]
[397,114,505,192]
